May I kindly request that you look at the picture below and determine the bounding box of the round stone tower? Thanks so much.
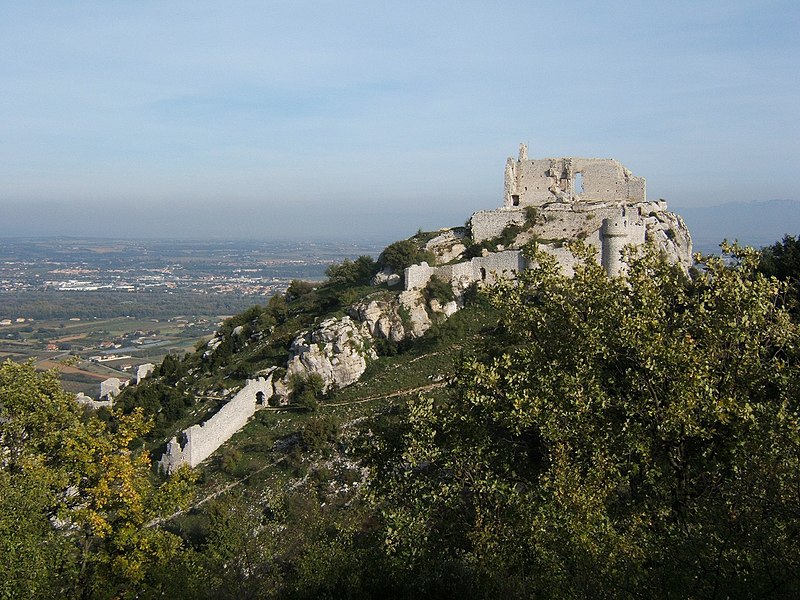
[601,217,628,276]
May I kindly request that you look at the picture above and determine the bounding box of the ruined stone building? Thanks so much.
[406,144,692,291]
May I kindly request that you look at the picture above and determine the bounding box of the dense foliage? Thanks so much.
[370,242,800,598]
[760,233,800,317]
[379,239,436,272]
[325,255,378,285]
[0,361,195,599]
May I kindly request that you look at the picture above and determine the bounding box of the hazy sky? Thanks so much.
[1,1,798,241]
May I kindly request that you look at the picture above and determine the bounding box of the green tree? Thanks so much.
[286,280,316,301]
[0,361,196,599]
[325,255,378,285]
[379,240,435,272]
[370,243,800,598]
[760,234,800,318]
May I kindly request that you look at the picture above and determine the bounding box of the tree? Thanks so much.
[379,240,435,273]
[325,255,378,285]
[0,361,196,599]
[370,243,800,598]
[286,280,316,301]
[760,234,800,318]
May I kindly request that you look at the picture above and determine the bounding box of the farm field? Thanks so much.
[0,314,222,397]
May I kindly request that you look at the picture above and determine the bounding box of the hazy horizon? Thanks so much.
[2,1,798,241]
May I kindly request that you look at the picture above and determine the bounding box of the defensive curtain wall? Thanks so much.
[159,375,276,474]
[503,144,645,207]
[412,205,650,291]
[405,250,527,291]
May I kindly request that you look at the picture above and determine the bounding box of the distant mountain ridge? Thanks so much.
[672,199,800,254]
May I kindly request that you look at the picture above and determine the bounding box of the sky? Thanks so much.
[1,0,798,242]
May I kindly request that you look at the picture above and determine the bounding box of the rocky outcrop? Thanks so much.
[643,209,693,267]
[350,296,409,343]
[371,267,402,287]
[399,290,434,337]
[425,229,467,264]
[286,316,377,392]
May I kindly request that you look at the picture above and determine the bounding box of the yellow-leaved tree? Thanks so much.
[0,361,196,599]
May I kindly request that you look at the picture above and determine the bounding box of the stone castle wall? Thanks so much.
[158,376,274,474]
[405,250,525,291]
[469,208,527,243]
[504,145,645,208]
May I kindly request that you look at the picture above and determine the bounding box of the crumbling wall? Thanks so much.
[404,250,525,292]
[503,145,645,207]
[75,392,113,410]
[136,363,155,384]
[469,208,526,244]
[471,250,527,284]
[100,377,122,400]
[159,376,274,474]
[404,261,436,291]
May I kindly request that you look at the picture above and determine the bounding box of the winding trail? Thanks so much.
[146,456,286,528]
[148,379,449,527]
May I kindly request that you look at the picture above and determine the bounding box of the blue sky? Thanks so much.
[1,0,798,241]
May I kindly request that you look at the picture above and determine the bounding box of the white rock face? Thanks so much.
[644,210,693,267]
[203,335,223,359]
[425,229,467,264]
[371,267,401,287]
[399,290,433,338]
[286,316,377,392]
[350,297,408,342]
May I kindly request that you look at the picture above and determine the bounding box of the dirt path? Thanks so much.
[146,456,286,527]
[325,381,448,407]
[150,381,450,526]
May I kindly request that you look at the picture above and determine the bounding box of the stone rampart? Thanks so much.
[404,261,436,291]
[503,145,645,207]
[469,208,526,243]
[404,250,526,292]
[136,363,155,384]
[158,376,274,474]
[471,250,526,284]
[100,377,123,400]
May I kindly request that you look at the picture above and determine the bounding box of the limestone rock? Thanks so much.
[398,290,433,338]
[203,335,223,358]
[350,297,408,343]
[286,316,377,392]
[425,229,467,264]
[644,209,693,268]
[371,267,401,287]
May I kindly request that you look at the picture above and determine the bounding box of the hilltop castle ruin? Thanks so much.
[157,146,693,474]
[405,144,692,291]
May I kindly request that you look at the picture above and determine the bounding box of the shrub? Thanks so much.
[326,255,378,285]
[423,275,455,304]
[301,415,340,454]
[286,280,316,300]
[379,240,436,272]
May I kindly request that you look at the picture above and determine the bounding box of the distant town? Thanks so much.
[0,237,385,398]
[0,237,383,298]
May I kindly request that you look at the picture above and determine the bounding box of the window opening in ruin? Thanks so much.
[480,267,487,281]
[256,391,265,405]
[574,172,584,195]
[511,194,520,206]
